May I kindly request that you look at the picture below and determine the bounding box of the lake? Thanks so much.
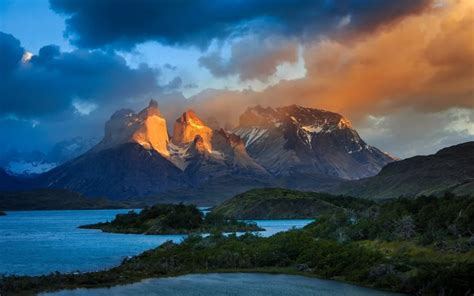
[42,273,402,296]
[0,210,312,276]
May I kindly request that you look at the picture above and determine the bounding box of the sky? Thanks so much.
[0,0,473,158]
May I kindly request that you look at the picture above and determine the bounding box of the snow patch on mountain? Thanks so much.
[233,127,269,146]
[6,161,56,176]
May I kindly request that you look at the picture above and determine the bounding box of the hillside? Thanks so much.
[212,188,374,219]
[333,141,474,199]
[0,189,139,211]
[39,143,189,199]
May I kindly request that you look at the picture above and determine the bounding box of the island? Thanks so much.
[0,210,5,216]
[212,188,374,219]
[80,203,263,234]
[1,192,473,295]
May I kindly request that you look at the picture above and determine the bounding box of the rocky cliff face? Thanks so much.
[172,110,213,151]
[93,99,170,157]
[233,105,395,180]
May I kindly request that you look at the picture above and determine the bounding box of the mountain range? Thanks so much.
[0,100,396,202]
[0,137,96,176]
[332,141,474,199]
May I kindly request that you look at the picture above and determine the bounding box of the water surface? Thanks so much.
[0,210,312,276]
[43,273,401,296]
[0,210,184,276]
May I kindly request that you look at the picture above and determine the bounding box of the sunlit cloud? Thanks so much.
[21,51,32,63]
[72,99,98,116]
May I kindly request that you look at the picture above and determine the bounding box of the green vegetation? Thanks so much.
[213,188,374,219]
[1,193,473,295]
[80,203,262,234]
[0,189,142,210]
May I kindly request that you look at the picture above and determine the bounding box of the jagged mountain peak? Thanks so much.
[234,104,394,179]
[93,99,170,157]
[172,109,213,151]
[138,99,162,118]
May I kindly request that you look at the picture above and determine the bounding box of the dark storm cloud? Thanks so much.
[49,0,431,50]
[0,32,161,118]
[0,32,24,75]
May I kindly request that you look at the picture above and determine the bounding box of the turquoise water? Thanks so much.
[0,210,312,276]
[42,273,402,296]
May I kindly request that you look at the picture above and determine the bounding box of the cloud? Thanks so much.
[180,0,473,156]
[72,99,98,115]
[0,32,24,75]
[163,76,182,91]
[0,32,161,119]
[357,107,474,158]
[50,0,430,50]
[199,35,299,82]
[193,0,472,123]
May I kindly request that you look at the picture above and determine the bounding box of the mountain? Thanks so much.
[46,137,97,165]
[36,101,266,200]
[233,105,395,180]
[333,141,474,199]
[0,137,96,176]
[92,99,170,157]
[3,101,397,203]
[1,150,54,176]
[39,143,189,199]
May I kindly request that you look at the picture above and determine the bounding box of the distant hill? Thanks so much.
[0,189,140,211]
[212,188,374,219]
[332,141,474,199]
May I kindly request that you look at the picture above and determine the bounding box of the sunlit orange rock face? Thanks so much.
[132,101,170,157]
[172,110,213,151]
[94,99,170,157]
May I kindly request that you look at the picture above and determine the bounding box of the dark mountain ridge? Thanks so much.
[332,141,474,199]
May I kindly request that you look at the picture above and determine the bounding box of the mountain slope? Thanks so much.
[233,105,394,180]
[333,141,474,199]
[39,143,189,199]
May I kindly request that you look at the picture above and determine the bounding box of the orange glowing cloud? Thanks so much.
[186,0,473,126]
